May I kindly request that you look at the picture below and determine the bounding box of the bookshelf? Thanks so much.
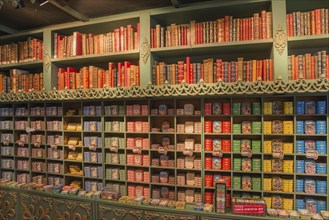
[0,0,328,218]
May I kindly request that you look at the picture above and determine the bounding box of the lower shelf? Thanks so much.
[1,186,283,220]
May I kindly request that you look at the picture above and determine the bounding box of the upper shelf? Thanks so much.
[288,34,329,50]
[286,0,329,13]
[51,50,140,66]
[0,61,43,72]
[150,39,273,59]
[150,0,271,26]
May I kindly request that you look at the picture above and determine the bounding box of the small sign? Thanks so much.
[50,144,58,150]
[26,127,35,133]
[306,150,318,160]
[89,144,96,151]
[110,146,118,153]
[68,144,76,151]
[17,140,25,147]
[241,149,253,158]
[272,150,284,160]
[158,147,168,155]
[183,149,193,156]
[132,148,142,154]
[212,150,223,157]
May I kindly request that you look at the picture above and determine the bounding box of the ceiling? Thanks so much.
[0,0,212,36]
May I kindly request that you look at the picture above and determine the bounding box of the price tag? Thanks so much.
[110,146,118,153]
[306,150,318,160]
[241,149,253,158]
[50,144,58,150]
[89,144,96,151]
[17,140,25,147]
[68,144,76,151]
[158,147,168,155]
[132,148,142,154]
[26,127,35,133]
[183,149,193,157]
[33,142,40,148]
[272,150,284,160]
[212,150,223,157]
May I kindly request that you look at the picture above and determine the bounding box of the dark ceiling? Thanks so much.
[0,0,211,36]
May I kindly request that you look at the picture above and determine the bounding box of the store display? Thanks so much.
[0,0,328,217]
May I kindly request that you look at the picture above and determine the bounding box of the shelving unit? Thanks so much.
[0,0,328,217]
[0,94,328,213]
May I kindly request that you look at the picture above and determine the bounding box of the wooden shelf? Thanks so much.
[288,34,329,50]
[151,39,273,59]
[51,50,140,66]
[0,61,43,71]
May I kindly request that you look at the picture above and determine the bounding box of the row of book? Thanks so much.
[151,11,272,48]
[287,8,329,37]
[0,69,43,93]
[54,23,140,59]
[0,37,43,65]
[57,62,140,90]
[288,51,329,80]
[152,57,273,85]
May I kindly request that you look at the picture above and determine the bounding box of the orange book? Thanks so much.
[269,59,273,81]
[57,68,65,90]
[294,56,299,80]
[252,60,257,82]
[67,67,77,90]
[82,67,89,89]
[124,61,131,87]
[326,55,329,79]
[237,58,243,81]
[311,56,315,79]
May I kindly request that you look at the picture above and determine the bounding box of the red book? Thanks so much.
[224,16,230,42]
[64,70,70,90]
[259,60,263,80]
[108,62,114,87]
[117,62,123,86]
[289,14,293,37]
[135,66,140,86]
[72,32,82,56]
[199,23,203,44]
[177,61,185,84]
[190,63,194,84]
[228,62,231,82]
[246,61,250,81]
[216,59,222,82]
[248,18,251,40]
[269,59,273,81]
[311,56,315,79]
[294,56,298,80]
[262,60,267,81]
[67,67,77,89]
[186,57,190,84]
[82,67,89,89]
[137,22,140,50]
[327,55,329,79]
[124,61,131,87]
[315,9,321,35]
[150,28,154,48]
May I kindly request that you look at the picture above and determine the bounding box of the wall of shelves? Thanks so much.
[0,94,328,212]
